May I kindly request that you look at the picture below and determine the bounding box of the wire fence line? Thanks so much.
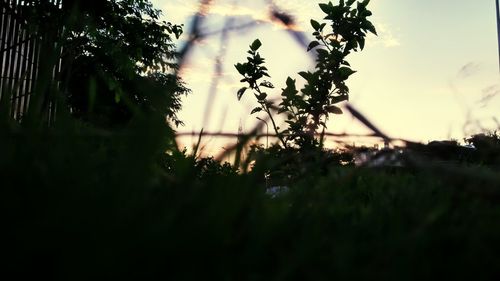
[173,0,500,153]
[173,0,320,135]
[170,0,423,153]
[0,0,404,144]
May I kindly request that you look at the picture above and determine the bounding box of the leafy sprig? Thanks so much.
[235,1,377,149]
[235,40,287,147]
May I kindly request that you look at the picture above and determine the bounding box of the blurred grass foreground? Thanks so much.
[2,0,500,280]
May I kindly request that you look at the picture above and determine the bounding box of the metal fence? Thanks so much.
[0,0,61,122]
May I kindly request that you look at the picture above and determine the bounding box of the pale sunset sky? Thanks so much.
[152,0,500,154]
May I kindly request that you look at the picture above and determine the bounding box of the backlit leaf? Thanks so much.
[326,105,343,114]
[251,107,262,114]
[256,92,267,101]
[358,36,365,50]
[316,48,329,57]
[319,3,332,14]
[364,21,377,35]
[298,71,311,81]
[237,87,247,100]
[307,41,320,51]
[235,63,246,75]
[250,39,262,51]
[260,81,275,88]
[310,19,321,30]
[338,67,356,79]
[331,95,349,104]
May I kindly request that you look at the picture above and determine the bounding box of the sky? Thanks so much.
[151,0,500,155]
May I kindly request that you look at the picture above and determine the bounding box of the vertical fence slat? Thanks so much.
[12,15,26,119]
[22,29,37,117]
[15,28,28,120]
[2,1,15,115]
[0,1,10,102]
[1,0,63,123]
[15,0,29,120]
[8,1,22,118]
[21,27,35,118]
[0,3,8,102]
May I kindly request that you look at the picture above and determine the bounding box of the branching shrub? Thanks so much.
[235,0,377,149]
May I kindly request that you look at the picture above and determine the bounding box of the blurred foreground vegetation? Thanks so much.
[2,0,500,280]
[3,114,500,280]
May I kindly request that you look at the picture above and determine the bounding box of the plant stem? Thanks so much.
[254,83,287,148]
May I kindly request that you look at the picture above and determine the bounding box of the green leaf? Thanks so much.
[361,10,373,17]
[310,19,321,30]
[172,25,183,39]
[316,48,329,57]
[319,3,332,14]
[364,21,377,35]
[250,39,262,51]
[330,49,344,61]
[358,36,365,50]
[347,39,358,51]
[331,95,349,104]
[346,0,355,6]
[298,71,311,81]
[256,92,267,101]
[282,77,298,98]
[254,53,264,64]
[307,41,320,51]
[237,87,247,100]
[235,63,246,75]
[357,0,370,10]
[326,105,343,114]
[251,107,262,114]
[260,81,275,88]
[338,67,356,79]
[330,5,345,20]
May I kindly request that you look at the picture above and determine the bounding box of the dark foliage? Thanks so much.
[2,1,500,280]
[3,118,500,280]
[23,0,189,127]
[247,143,354,187]
[465,132,500,166]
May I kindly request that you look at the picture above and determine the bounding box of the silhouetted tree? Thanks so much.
[465,132,500,165]
[23,0,189,127]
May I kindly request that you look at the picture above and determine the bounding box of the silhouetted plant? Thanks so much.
[235,0,377,149]
[4,1,500,279]
[465,131,500,165]
[246,143,354,187]
[23,0,189,128]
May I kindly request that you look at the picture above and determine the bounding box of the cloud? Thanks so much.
[273,0,401,48]
[203,2,305,32]
[457,62,482,79]
[370,22,401,48]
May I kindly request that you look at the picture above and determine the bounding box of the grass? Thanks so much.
[2,112,500,279]
[2,3,500,278]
